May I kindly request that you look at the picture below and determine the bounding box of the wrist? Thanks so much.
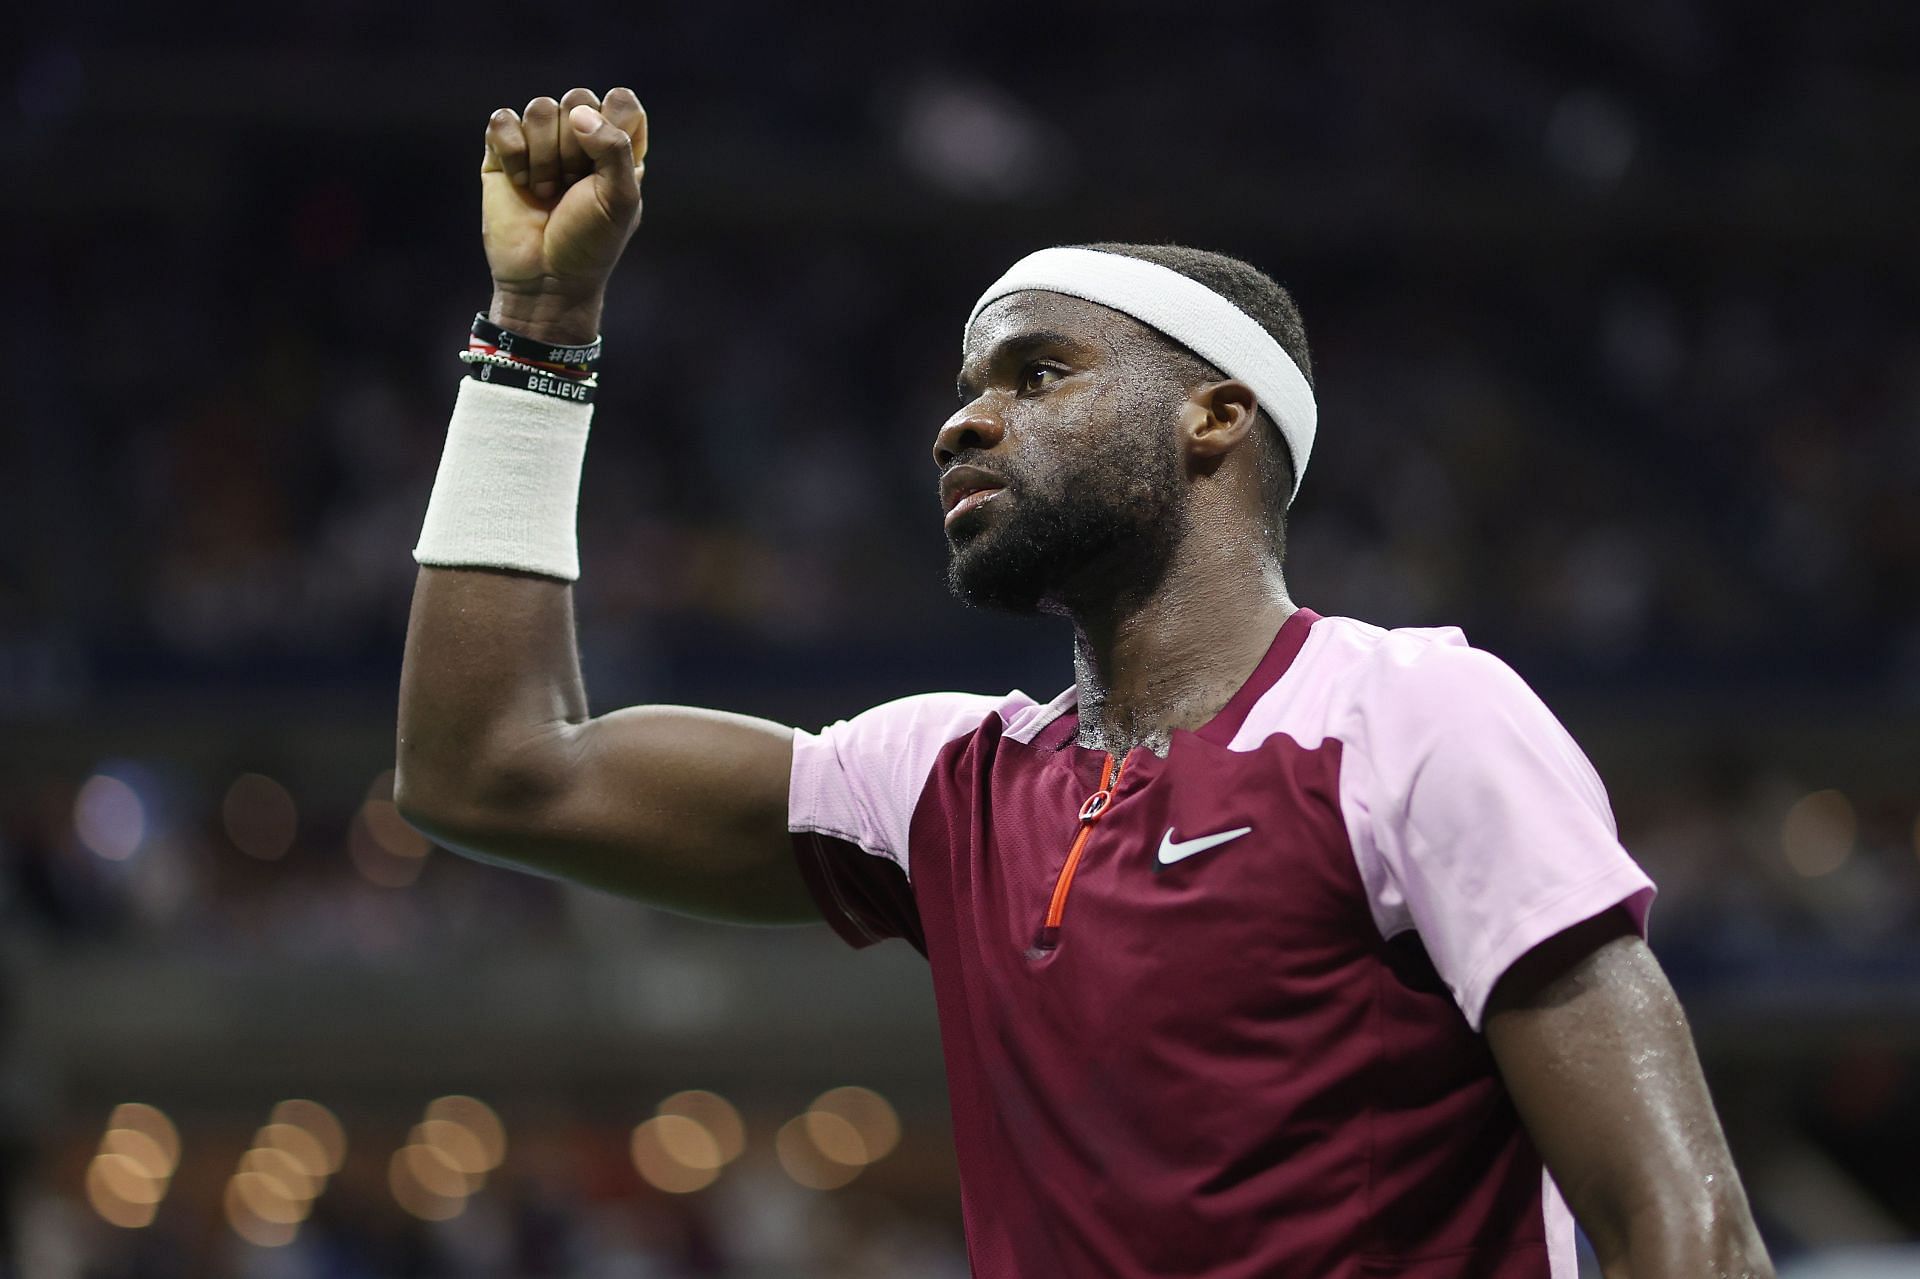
[488,285,605,346]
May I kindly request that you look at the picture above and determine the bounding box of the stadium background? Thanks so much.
[4,1,1918,1274]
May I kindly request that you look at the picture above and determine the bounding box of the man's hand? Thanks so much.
[479,86,648,344]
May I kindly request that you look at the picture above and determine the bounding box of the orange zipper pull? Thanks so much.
[1033,753,1124,952]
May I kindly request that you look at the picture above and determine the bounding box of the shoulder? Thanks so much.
[1227,612,1512,755]
[1301,614,1537,726]
[1311,615,1607,817]
[1272,614,1575,789]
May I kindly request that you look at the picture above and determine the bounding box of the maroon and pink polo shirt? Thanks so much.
[788,606,1654,1278]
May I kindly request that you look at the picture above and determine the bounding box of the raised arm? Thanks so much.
[395,87,811,923]
[1485,910,1774,1278]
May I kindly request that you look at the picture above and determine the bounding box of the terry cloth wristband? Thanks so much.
[968,247,1318,502]
[413,376,593,581]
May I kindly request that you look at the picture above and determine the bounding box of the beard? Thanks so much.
[945,419,1185,616]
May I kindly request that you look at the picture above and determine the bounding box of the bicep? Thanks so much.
[444,704,816,924]
[1484,910,1763,1268]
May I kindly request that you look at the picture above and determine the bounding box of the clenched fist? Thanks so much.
[480,87,648,344]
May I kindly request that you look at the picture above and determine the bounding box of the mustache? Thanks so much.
[941,453,1022,490]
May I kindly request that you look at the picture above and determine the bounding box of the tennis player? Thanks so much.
[397,87,1774,1278]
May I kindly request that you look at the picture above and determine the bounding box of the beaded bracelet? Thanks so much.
[458,350,598,404]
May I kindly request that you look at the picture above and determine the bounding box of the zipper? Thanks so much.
[1032,751,1126,952]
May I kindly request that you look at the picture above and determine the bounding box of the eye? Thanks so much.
[1019,363,1064,394]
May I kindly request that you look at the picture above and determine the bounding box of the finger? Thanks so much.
[483,108,529,186]
[569,105,641,214]
[601,87,649,169]
[523,95,561,201]
[557,87,601,184]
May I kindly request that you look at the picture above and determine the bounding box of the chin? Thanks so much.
[946,554,1047,615]
[945,527,1053,614]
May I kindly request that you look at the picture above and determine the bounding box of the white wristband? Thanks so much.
[413,377,593,581]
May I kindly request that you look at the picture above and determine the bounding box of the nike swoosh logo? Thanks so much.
[1156,826,1253,866]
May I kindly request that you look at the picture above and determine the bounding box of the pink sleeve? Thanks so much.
[790,691,1032,877]
[1342,640,1655,1030]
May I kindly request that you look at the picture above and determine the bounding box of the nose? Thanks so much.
[933,402,1005,469]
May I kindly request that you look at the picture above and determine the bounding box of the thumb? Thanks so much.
[570,105,641,209]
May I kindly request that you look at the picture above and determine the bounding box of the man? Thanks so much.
[397,86,1775,1277]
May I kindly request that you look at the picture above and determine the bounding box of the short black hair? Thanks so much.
[1076,242,1312,560]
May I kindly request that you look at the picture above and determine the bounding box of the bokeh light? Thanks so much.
[107,1104,180,1168]
[775,1115,862,1190]
[269,1099,347,1173]
[88,1153,163,1206]
[809,1086,900,1163]
[241,1146,317,1201]
[658,1090,746,1164]
[402,1140,475,1198]
[74,775,145,860]
[256,1122,331,1178]
[389,1147,468,1221]
[85,1157,158,1229]
[87,1103,177,1227]
[802,1109,868,1166]
[417,1118,490,1176]
[230,1170,308,1224]
[222,773,298,860]
[630,1116,722,1194]
[1782,789,1857,878]
[100,1126,175,1181]
[387,1095,506,1219]
[424,1096,505,1169]
[224,1176,299,1247]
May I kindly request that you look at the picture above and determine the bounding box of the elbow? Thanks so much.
[393,736,570,848]
[391,763,463,843]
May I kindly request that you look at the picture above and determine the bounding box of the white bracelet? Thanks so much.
[456,349,601,388]
[413,376,593,581]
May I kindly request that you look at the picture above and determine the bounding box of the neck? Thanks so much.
[1067,533,1294,756]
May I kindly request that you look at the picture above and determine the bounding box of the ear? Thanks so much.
[1177,379,1261,461]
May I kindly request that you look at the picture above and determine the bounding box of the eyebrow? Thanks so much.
[956,329,1087,401]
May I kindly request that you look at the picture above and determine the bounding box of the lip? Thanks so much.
[940,464,1008,525]
[944,486,1004,528]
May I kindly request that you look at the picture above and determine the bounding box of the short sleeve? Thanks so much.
[1343,641,1655,1029]
[790,690,1032,950]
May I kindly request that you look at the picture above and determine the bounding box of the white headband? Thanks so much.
[966,247,1316,501]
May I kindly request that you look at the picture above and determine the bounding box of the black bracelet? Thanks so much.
[464,357,597,404]
[471,313,602,369]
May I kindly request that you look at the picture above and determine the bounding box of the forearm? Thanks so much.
[396,291,602,827]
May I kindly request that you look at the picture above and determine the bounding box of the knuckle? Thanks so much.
[524,95,558,116]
